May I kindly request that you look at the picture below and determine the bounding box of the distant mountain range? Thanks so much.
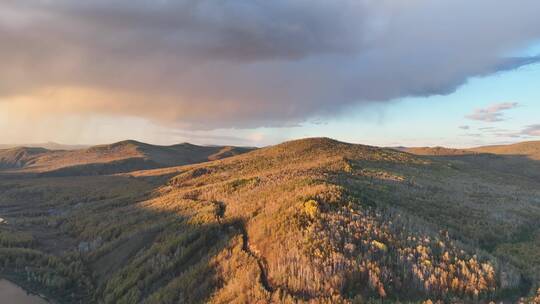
[0,140,254,176]
[397,140,540,159]
[469,141,540,160]
[398,141,540,181]
[0,142,89,151]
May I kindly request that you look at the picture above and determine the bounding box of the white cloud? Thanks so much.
[522,124,540,136]
[466,102,519,122]
[472,124,540,139]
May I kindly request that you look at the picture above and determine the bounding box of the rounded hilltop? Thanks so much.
[259,137,366,155]
[0,140,254,176]
[0,147,49,169]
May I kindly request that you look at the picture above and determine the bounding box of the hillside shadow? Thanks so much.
[0,173,247,303]
[425,153,540,182]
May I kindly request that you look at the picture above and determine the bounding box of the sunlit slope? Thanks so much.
[0,147,49,169]
[469,141,540,160]
[397,141,540,160]
[402,142,540,185]
[401,147,476,156]
[402,141,540,160]
[0,140,253,176]
[2,138,540,302]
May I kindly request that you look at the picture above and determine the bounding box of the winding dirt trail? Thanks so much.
[239,225,274,293]
[212,201,273,293]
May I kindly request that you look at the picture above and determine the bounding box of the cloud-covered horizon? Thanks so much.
[2,0,540,130]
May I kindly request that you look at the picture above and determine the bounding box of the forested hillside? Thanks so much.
[0,138,539,303]
[0,140,253,176]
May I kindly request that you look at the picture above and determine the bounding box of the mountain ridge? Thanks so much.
[0,140,254,176]
[400,140,540,159]
[469,140,540,160]
[0,142,88,151]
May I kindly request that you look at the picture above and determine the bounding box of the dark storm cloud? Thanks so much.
[1,0,540,129]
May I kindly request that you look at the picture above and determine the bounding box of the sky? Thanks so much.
[0,1,539,148]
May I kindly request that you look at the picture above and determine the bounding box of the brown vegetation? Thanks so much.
[0,137,539,303]
[469,141,540,160]
[0,140,253,176]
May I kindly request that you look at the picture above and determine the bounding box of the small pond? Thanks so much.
[0,279,48,304]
